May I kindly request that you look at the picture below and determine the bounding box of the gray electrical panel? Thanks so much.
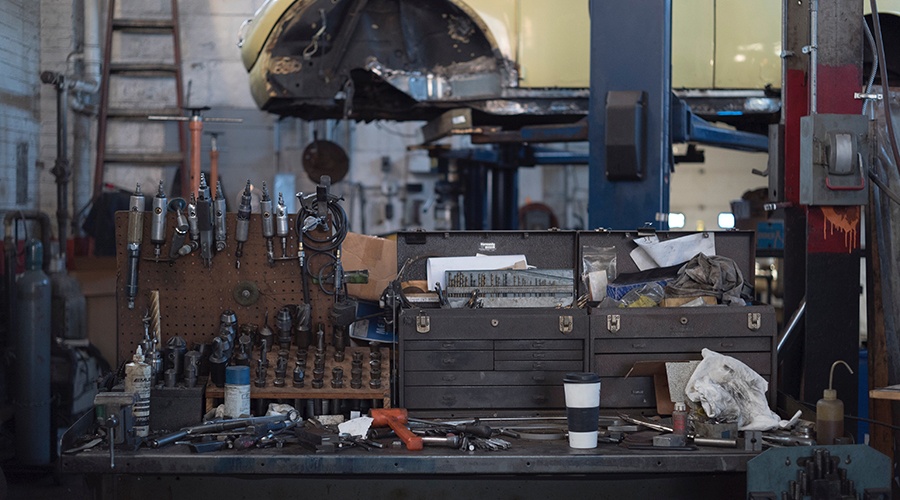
[800,113,870,206]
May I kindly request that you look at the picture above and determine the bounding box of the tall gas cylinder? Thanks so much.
[50,255,87,340]
[15,239,51,465]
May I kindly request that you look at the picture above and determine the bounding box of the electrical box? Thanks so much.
[800,114,869,206]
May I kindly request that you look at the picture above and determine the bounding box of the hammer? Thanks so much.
[370,408,423,451]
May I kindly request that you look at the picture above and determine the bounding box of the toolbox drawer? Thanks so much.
[404,340,493,351]
[495,339,583,350]
[404,371,570,386]
[594,352,772,377]
[595,336,771,354]
[494,350,584,361]
[404,350,494,371]
[404,385,566,410]
[599,377,656,408]
[399,307,589,411]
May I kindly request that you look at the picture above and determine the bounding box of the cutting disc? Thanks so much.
[302,139,349,183]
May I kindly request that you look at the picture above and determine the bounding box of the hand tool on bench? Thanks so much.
[370,408,423,451]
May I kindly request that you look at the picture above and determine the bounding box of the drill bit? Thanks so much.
[214,181,227,253]
[150,181,167,259]
[260,182,275,266]
[125,183,145,309]
[275,192,289,258]
[235,180,252,269]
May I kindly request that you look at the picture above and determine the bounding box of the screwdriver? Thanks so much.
[197,174,214,267]
[407,417,493,439]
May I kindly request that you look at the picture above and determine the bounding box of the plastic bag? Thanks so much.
[582,246,617,302]
[619,281,665,308]
[685,349,788,431]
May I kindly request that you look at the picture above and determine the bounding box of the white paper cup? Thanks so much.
[564,372,601,449]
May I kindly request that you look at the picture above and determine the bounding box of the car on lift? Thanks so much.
[239,0,900,134]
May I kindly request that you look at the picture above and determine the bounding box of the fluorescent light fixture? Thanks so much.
[668,212,686,229]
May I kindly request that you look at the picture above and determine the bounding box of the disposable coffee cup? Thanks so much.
[564,372,601,449]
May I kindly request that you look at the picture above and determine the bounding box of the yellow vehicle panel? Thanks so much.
[715,0,782,89]
[672,0,715,89]
[516,0,590,88]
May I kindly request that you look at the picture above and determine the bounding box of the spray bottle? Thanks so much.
[816,360,853,445]
[125,345,152,437]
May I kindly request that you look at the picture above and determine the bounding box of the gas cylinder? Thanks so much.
[49,255,86,340]
[15,240,51,465]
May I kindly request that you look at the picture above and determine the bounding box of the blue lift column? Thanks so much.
[588,0,672,230]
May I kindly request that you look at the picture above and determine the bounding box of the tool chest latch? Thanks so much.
[559,316,573,334]
[607,314,620,333]
[747,312,761,331]
[416,312,430,334]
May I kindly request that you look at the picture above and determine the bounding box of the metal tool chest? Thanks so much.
[396,231,586,411]
[396,229,776,413]
[579,229,777,410]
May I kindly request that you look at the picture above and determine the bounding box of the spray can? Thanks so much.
[224,366,251,418]
[15,239,51,465]
[125,345,152,437]
[672,402,688,437]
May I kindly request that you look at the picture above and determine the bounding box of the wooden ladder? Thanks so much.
[93,0,187,197]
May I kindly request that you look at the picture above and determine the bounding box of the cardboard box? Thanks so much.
[71,264,118,367]
[341,232,397,301]
[661,296,717,307]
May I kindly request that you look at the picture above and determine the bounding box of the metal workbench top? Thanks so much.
[61,438,758,476]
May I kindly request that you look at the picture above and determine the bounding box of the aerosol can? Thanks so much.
[125,346,152,437]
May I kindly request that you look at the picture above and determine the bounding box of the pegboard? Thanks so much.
[115,211,336,366]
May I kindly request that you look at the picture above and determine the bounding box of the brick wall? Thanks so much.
[0,0,41,224]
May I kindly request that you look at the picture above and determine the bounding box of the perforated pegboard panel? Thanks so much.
[115,211,335,366]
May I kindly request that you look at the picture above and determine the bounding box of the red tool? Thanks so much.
[370,408,423,451]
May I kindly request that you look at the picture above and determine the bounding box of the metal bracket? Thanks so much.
[559,316,573,334]
[416,312,430,334]
[747,312,761,331]
[607,314,620,333]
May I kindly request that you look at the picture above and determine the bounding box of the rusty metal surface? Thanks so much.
[115,211,334,366]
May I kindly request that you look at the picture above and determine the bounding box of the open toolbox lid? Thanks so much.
[576,229,757,299]
[396,231,578,295]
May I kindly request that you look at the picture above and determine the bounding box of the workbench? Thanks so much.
[61,437,757,499]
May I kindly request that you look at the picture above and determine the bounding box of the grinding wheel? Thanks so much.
[302,140,349,183]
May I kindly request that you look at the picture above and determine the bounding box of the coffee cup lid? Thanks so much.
[564,372,600,384]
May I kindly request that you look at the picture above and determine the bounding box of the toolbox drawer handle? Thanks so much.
[532,362,544,370]
[720,342,735,348]
[631,342,647,349]
[532,374,546,382]
[532,341,545,348]
[441,356,456,365]
[532,395,548,403]
[532,352,546,359]
[442,374,457,382]
[441,342,455,349]
[440,395,457,406]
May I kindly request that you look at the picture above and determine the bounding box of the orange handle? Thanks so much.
[387,417,423,451]
[189,120,202,197]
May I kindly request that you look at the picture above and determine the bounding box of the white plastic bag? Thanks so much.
[685,349,786,431]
